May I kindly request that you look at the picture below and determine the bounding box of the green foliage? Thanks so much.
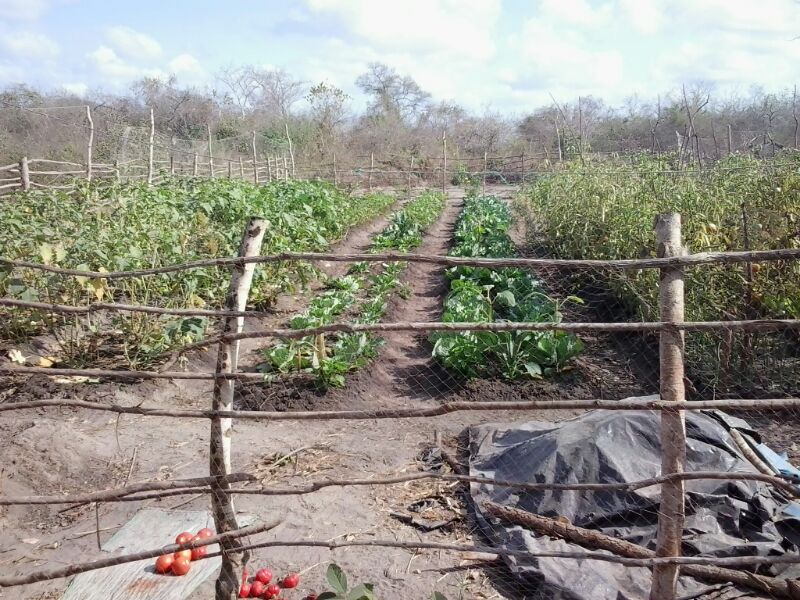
[432,195,583,379]
[0,178,394,367]
[372,190,445,251]
[317,563,376,600]
[518,153,800,388]
[263,190,444,388]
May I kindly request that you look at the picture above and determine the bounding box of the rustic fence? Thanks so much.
[1,214,800,599]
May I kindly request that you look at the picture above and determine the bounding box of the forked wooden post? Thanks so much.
[210,217,267,600]
[85,105,94,181]
[207,124,215,178]
[19,156,30,191]
[147,108,155,186]
[650,213,687,600]
[251,131,259,184]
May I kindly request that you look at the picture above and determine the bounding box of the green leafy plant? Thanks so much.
[318,563,376,600]
[432,195,583,379]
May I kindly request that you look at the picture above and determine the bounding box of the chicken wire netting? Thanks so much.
[1,182,800,600]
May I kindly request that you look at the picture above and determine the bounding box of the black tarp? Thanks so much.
[468,409,800,599]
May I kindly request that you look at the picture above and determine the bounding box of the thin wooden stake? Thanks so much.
[207,124,215,178]
[442,131,447,193]
[285,123,295,178]
[727,124,733,155]
[239,156,244,178]
[193,153,199,177]
[210,217,267,599]
[85,105,93,181]
[251,131,259,185]
[408,156,414,198]
[169,155,175,176]
[520,151,526,184]
[650,213,686,600]
[146,108,155,185]
[483,151,487,194]
[368,152,374,192]
[332,152,337,185]
[283,154,289,181]
[113,159,120,182]
[19,156,30,191]
[227,159,232,179]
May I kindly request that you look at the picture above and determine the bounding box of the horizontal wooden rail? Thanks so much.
[2,470,794,506]
[3,247,800,279]
[0,520,282,588]
[2,395,800,420]
[0,366,264,380]
[28,158,83,167]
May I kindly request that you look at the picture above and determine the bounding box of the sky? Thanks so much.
[0,0,798,113]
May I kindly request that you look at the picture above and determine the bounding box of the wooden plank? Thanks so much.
[62,509,254,600]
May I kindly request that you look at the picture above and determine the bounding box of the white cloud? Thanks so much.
[0,30,59,59]
[168,53,203,77]
[61,82,88,96]
[305,0,501,61]
[618,0,662,34]
[0,0,49,20]
[538,0,611,28]
[670,0,799,35]
[87,45,164,81]
[106,26,162,60]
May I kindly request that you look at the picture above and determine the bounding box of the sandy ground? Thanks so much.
[3,185,792,600]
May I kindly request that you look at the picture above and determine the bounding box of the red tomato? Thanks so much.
[281,573,300,588]
[174,549,192,562]
[255,568,272,584]
[172,557,191,576]
[197,527,214,539]
[190,545,207,560]
[264,583,281,598]
[249,580,264,597]
[154,554,174,574]
[175,531,194,545]
[238,583,251,598]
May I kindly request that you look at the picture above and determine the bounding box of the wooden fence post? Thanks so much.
[368,152,374,192]
[19,156,30,191]
[442,131,447,193]
[285,123,295,178]
[520,151,525,184]
[265,156,271,182]
[650,213,687,600]
[332,152,337,185]
[207,124,215,178]
[169,155,175,176]
[193,153,199,177]
[408,156,414,198]
[85,105,93,181]
[727,124,733,155]
[147,107,155,186]
[113,159,120,183]
[251,131,259,185]
[283,154,289,182]
[226,159,232,179]
[210,217,267,600]
[239,156,244,178]
[483,151,487,194]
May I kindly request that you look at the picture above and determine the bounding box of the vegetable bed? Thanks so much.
[432,194,582,380]
[517,153,800,395]
[263,190,446,388]
[0,178,395,367]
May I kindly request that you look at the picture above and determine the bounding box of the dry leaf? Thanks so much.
[37,356,55,368]
[7,349,26,364]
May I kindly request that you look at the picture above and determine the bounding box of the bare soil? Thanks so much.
[1,186,795,600]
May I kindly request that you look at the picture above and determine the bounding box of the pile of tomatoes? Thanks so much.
[153,527,214,577]
[240,567,310,598]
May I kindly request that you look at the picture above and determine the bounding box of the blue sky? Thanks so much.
[0,0,798,113]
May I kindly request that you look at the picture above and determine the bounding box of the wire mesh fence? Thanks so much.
[1,183,800,600]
